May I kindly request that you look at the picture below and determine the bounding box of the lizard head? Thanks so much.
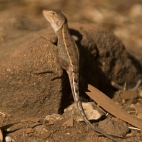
[43,9,67,32]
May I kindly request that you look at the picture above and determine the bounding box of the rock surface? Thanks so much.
[63,102,105,121]
[0,35,63,119]
[0,12,141,119]
[98,118,130,137]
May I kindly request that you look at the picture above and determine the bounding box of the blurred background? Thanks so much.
[0,0,142,65]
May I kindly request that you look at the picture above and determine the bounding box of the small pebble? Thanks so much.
[5,136,12,142]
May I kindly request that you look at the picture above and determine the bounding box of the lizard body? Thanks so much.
[43,9,120,142]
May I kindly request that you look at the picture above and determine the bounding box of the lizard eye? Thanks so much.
[50,12,55,15]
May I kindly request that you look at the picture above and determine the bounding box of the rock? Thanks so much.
[75,24,141,89]
[39,131,51,140]
[70,23,142,100]
[62,118,74,127]
[0,12,141,119]
[98,118,129,137]
[63,102,105,121]
[5,136,12,142]
[45,114,64,122]
[129,4,142,19]
[0,35,63,119]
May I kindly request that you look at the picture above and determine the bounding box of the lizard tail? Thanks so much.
[77,101,121,142]
[68,73,121,142]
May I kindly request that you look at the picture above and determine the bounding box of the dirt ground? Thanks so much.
[0,0,142,142]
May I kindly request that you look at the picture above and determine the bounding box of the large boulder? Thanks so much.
[0,13,141,119]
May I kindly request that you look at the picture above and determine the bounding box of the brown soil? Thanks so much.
[0,1,142,142]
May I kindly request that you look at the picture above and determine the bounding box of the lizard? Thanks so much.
[43,9,121,142]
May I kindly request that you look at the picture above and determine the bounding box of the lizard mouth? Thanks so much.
[42,10,51,22]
